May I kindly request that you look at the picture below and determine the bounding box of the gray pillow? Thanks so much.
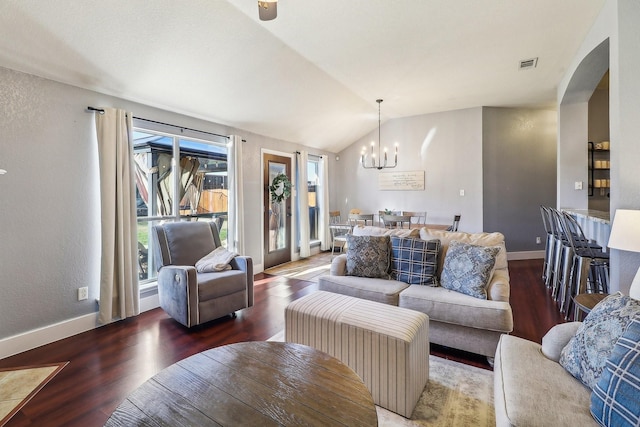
[559,293,640,389]
[346,235,390,279]
[440,240,499,299]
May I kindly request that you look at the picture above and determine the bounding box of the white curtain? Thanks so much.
[297,151,310,257]
[227,135,245,253]
[318,155,331,251]
[95,108,140,324]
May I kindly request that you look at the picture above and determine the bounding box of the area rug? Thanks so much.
[267,331,494,426]
[0,362,68,426]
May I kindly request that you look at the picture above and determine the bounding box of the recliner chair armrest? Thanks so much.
[331,254,348,276]
[230,256,254,307]
[157,265,199,327]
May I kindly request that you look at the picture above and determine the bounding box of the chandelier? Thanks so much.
[361,99,398,170]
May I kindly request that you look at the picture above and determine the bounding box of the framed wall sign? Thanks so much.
[378,170,425,191]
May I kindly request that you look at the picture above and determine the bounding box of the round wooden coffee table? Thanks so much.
[105,341,378,426]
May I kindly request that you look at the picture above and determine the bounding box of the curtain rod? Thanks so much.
[87,106,230,140]
[295,150,322,158]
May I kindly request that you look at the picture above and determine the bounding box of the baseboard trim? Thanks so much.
[507,250,545,260]
[0,293,161,360]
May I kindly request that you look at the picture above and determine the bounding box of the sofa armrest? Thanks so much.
[487,268,510,302]
[331,254,348,276]
[541,321,582,362]
[230,256,254,307]
[157,265,199,327]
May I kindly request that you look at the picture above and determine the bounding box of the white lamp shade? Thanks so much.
[607,209,640,252]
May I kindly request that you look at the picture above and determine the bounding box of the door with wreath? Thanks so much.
[263,153,292,268]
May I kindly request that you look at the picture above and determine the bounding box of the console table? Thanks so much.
[105,341,377,426]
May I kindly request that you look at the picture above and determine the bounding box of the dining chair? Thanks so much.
[446,214,461,232]
[329,211,351,257]
[348,213,374,227]
[381,214,412,229]
[401,211,426,228]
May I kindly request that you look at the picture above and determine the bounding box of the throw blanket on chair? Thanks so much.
[196,247,238,272]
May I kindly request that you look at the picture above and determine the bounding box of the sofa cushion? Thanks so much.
[440,240,499,299]
[390,237,440,286]
[420,228,507,276]
[494,334,596,427]
[590,316,640,426]
[318,275,409,306]
[542,322,583,362]
[398,285,513,332]
[345,235,390,279]
[559,293,640,389]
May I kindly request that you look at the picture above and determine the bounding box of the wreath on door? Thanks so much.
[269,173,292,203]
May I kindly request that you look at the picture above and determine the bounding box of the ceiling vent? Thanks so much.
[519,57,538,70]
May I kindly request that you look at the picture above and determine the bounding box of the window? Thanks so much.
[133,127,228,284]
[307,157,319,241]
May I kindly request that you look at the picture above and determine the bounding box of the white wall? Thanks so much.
[335,108,484,232]
[558,0,640,294]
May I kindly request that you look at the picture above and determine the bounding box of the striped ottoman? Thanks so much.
[285,291,429,418]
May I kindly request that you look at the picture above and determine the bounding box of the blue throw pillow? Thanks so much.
[345,234,390,279]
[559,293,640,389]
[391,237,440,286]
[440,240,499,299]
[590,316,640,426]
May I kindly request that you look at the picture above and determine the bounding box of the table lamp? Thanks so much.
[607,209,640,299]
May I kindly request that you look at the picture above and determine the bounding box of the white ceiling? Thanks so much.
[0,0,606,152]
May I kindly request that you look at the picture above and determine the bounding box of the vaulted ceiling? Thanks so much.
[0,0,606,152]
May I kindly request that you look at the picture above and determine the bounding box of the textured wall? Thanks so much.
[482,107,558,252]
[0,66,332,340]
[0,68,102,338]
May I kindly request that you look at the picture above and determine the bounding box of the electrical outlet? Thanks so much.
[459,189,465,196]
[536,236,541,244]
[78,287,88,301]
[574,181,583,190]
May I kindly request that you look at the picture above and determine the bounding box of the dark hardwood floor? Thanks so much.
[1,258,563,426]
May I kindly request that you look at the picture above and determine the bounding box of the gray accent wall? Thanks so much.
[482,107,557,252]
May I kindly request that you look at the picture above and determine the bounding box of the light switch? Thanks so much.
[459,189,465,196]
[574,181,583,190]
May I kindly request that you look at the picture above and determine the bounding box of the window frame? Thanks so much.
[132,122,229,289]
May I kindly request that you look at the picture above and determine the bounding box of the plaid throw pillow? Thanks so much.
[391,237,440,286]
[590,316,640,426]
[345,235,390,279]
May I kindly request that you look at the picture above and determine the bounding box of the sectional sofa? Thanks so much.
[318,226,514,357]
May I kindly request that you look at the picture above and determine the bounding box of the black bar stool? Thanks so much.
[560,211,609,319]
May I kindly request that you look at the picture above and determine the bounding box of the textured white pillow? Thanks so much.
[195,247,238,273]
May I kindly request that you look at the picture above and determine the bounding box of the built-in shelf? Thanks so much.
[588,141,610,197]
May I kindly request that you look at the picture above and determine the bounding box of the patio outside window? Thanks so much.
[133,128,229,284]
